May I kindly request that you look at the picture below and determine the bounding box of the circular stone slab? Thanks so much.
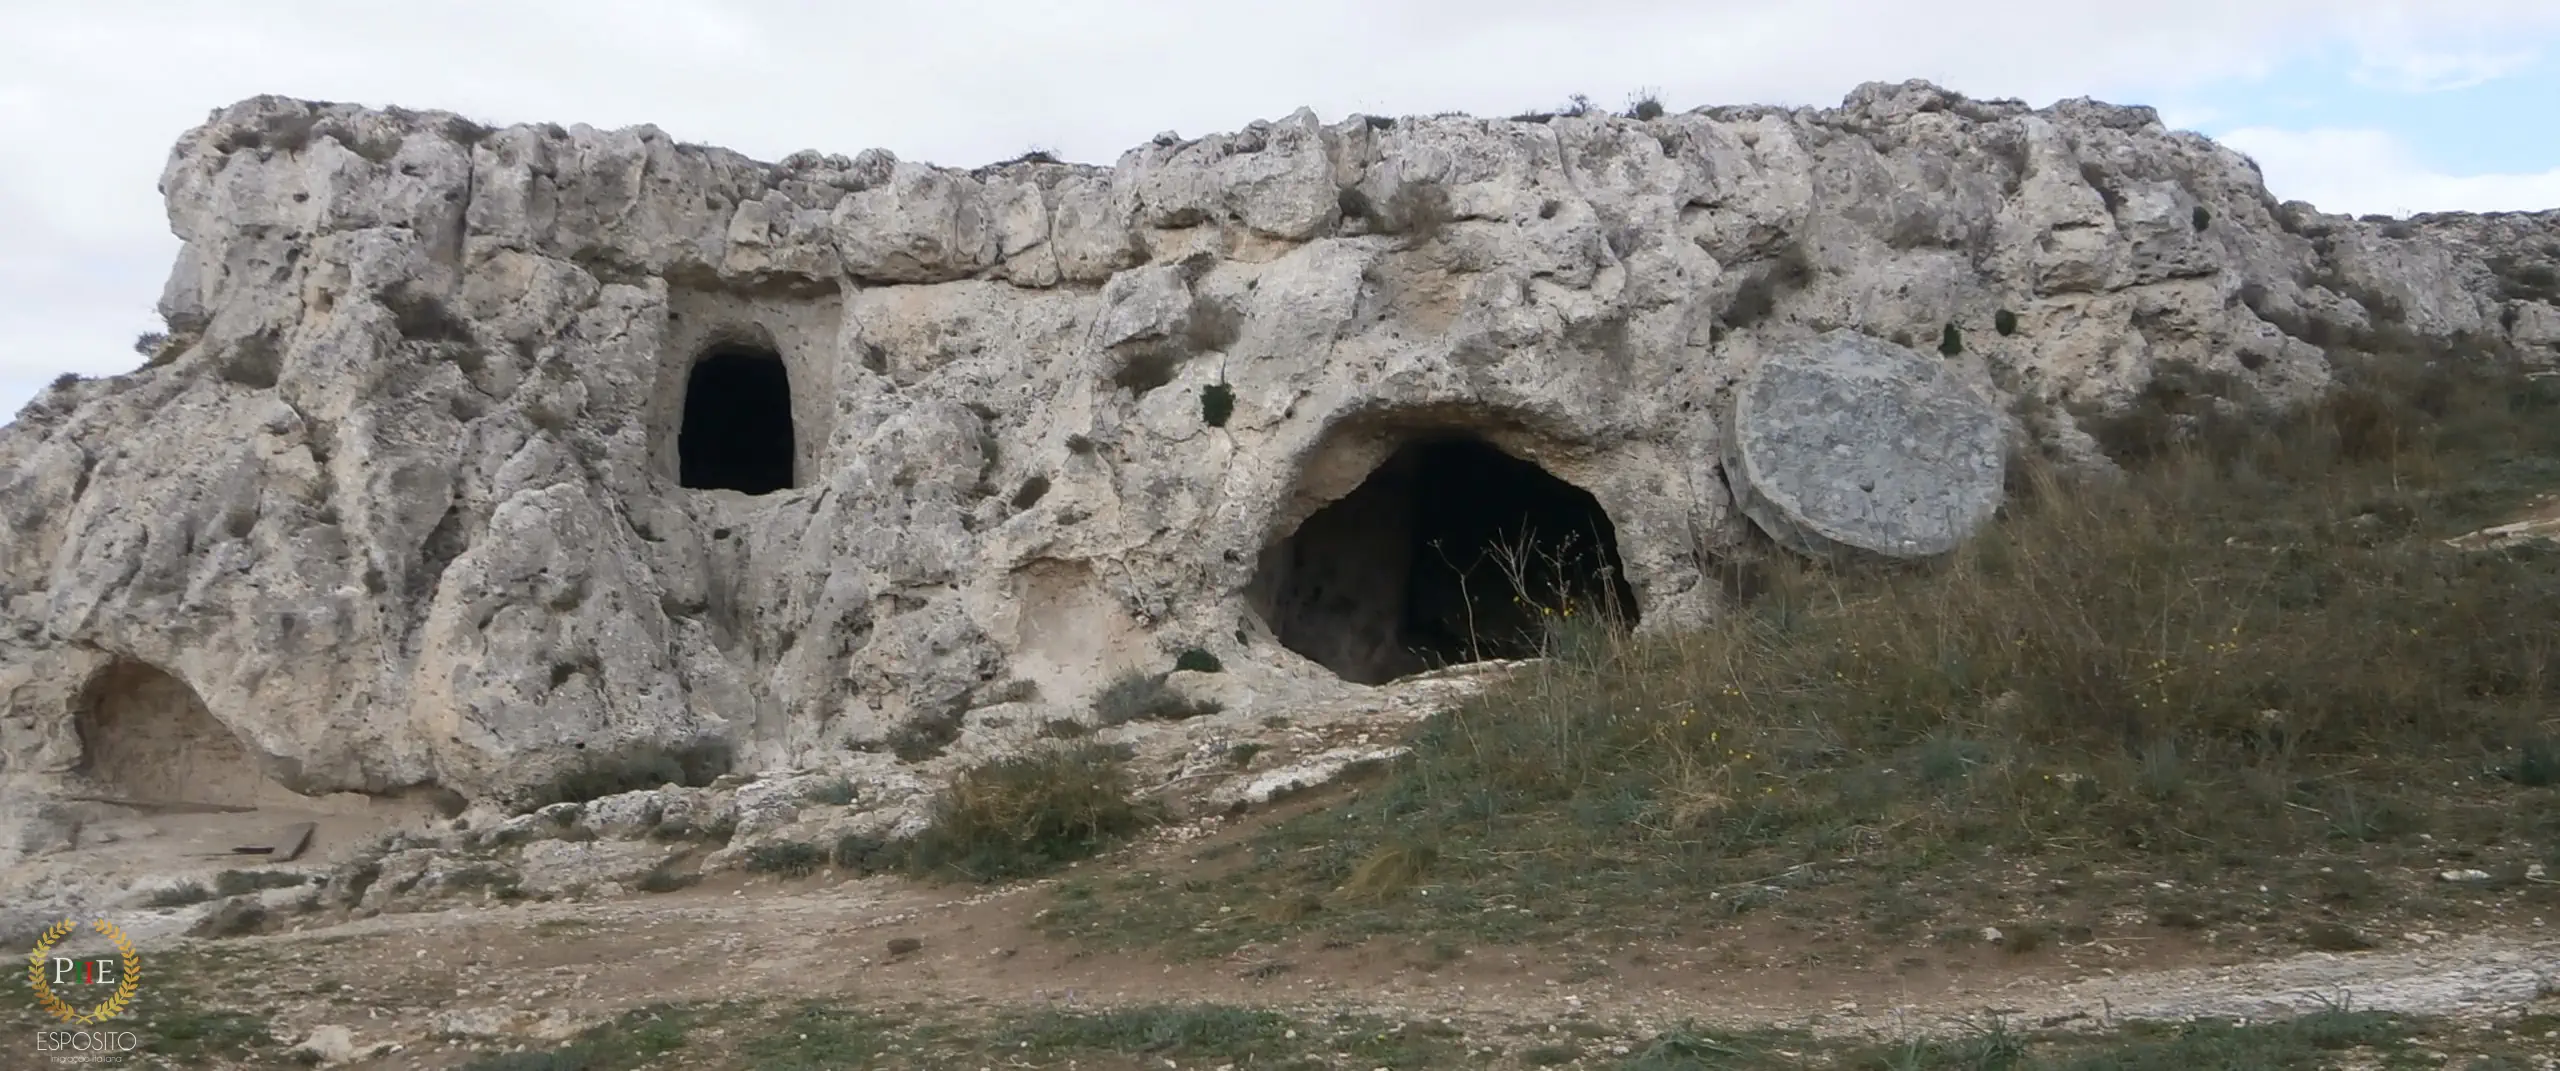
[1725,329,2007,560]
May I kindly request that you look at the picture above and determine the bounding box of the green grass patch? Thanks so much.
[458,1004,703,1071]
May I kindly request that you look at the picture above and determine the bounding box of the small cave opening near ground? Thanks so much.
[1247,436,1640,685]
[74,662,289,809]
[678,345,797,494]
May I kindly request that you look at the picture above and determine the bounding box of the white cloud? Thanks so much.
[3,0,2559,419]
[2216,125,2560,216]
[2339,1,2560,91]
[2351,47,2542,93]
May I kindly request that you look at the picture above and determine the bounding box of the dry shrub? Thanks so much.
[900,743,1162,882]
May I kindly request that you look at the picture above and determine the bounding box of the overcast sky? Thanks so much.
[5,0,2558,422]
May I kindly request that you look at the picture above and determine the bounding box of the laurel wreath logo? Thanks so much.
[24,918,142,1025]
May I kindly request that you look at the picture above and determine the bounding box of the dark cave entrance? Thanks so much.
[678,346,796,494]
[1248,436,1640,685]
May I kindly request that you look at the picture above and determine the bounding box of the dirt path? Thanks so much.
[154,857,2553,1068]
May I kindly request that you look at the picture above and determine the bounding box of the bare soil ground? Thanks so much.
[11,794,2555,1070]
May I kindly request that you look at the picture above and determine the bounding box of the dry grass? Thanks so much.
[899,743,1163,883]
[1043,350,2560,955]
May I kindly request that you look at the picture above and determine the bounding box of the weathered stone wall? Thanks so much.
[2,80,2553,808]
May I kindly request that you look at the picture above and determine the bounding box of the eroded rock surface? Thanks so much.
[1,81,2554,813]
[1727,329,2008,560]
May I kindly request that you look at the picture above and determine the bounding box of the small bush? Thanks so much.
[143,883,216,908]
[2487,254,2560,304]
[49,372,80,391]
[1201,382,1236,427]
[133,331,168,356]
[1039,717,1094,739]
[744,841,826,878]
[1092,669,1222,726]
[1173,648,1224,674]
[1183,297,1243,355]
[2192,204,2213,232]
[806,778,856,807]
[900,743,1161,882]
[1626,89,1666,121]
[1995,309,2019,337]
[212,870,311,898]
[1939,322,1965,357]
[886,710,965,762]
[440,116,494,145]
[633,867,696,894]
[2506,735,2560,788]
[833,833,897,874]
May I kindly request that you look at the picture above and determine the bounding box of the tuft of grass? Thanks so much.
[1333,842,1437,904]
[833,833,896,875]
[740,1004,914,1069]
[1183,295,1244,355]
[1091,669,1222,726]
[145,1005,279,1064]
[805,777,856,807]
[2299,920,2378,951]
[212,869,312,897]
[898,743,1162,883]
[1996,308,2020,337]
[743,841,825,878]
[522,743,728,810]
[143,882,217,908]
[1038,717,1093,739]
[1940,322,1966,357]
[633,866,697,894]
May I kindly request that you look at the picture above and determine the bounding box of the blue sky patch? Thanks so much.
[2169,44,2558,177]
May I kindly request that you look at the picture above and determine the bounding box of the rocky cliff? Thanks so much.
[3,80,2555,812]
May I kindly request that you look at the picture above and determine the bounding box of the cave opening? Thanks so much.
[75,661,289,808]
[678,345,796,494]
[1248,436,1639,685]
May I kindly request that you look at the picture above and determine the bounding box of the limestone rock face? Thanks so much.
[2,82,2554,809]
[1727,330,2008,560]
